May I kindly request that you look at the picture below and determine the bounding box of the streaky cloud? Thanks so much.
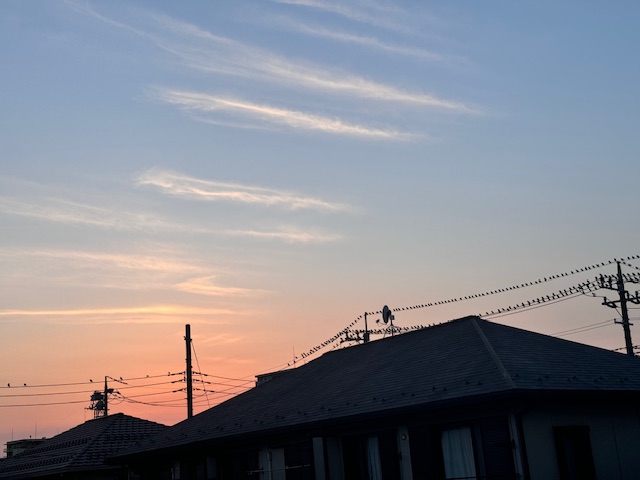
[0,305,236,318]
[150,89,418,139]
[194,333,246,346]
[225,228,341,244]
[6,249,203,275]
[272,0,411,33]
[152,16,475,112]
[137,167,351,211]
[0,305,239,326]
[276,17,446,61]
[176,276,265,297]
[75,7,476,113]
[0,195,184,232]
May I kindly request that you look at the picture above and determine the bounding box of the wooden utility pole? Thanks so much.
[185,324,193,418]
[104,377,109,417]
[599,262,640,356]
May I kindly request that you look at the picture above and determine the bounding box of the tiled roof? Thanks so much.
[116,316,640,457]
[0,413,167,479]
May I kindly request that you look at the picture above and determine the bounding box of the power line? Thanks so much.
[0,372,185,390]
[0,380,94,390]
[0,398,91,408]
[0,370,237,409]
[115,380,182,390]
[551,319,615,337]
[480,284,597,320]
[0,389,95,398]
[191,340,211,409]
[193,372,254,383]
[294,256,640,363]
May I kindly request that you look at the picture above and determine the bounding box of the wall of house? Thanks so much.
[521,406,640,480]
[408,414,517,480]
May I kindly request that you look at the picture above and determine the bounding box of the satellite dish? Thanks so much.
[382,305,393,324]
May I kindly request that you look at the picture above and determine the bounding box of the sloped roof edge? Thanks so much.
[113,316,640,458]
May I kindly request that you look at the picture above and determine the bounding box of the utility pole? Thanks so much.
[88,377,113,418]
[185,324,193,418]
[598,261,640,356]
[104,377,109,417]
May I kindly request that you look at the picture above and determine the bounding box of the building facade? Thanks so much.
[114,316,640,480]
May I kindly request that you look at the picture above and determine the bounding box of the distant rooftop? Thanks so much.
[0,413,167,479]
[3,439,47,459]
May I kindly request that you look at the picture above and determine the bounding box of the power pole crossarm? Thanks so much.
[598,261,638,356]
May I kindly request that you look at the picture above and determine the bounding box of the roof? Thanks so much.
[0,413,167,479]
[116,316,640,457]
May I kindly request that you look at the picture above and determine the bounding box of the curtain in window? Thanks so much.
[441,427,477,480]
[171,461,181,480]
[259,448,285,480]
[366,435,382,480]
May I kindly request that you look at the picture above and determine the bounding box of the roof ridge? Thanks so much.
[67,415,118,467]
[470,317,516,389]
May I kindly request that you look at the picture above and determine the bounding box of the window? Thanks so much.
[553,426,596,480]
[342,435,388,480]
[366,435,382,480]
[441,426,477,480]
[171,460,181,480]
[206,455,217,480]
[259,447,286,480]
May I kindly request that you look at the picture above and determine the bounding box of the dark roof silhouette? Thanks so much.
[0,413,167,479]
[116,316,640,458]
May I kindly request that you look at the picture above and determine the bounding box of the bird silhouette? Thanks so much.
[24,383,27,386]
[7,383,9,387]
[90,379,93,382]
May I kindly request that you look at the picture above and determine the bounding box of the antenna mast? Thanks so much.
[364,312,370,343]
[377,305,397,336]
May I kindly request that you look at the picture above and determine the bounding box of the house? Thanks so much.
[0,413,167,479]
[113,316,640,480]
[3,440,47,459]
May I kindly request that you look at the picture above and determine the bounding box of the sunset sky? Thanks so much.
[2,0,640,453]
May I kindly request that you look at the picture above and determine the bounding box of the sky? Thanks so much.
[1,0,640,453]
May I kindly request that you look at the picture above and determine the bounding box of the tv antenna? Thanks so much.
[377,305,399,336]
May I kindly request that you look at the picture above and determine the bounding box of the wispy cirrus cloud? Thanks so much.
[275,18,445,61]
[176,276,265,297]
[0,305,230,317]
[137,167,351,212]
[2,249,203,275]
[151,15,474,112]
[1,248,262,297]
[225,228,341,244]
[0,305,238,325]
[194,333,246,346]
[69,6,476,114]
[0,195,186,232]
[150,89,417,139]
[271,0,412,33]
